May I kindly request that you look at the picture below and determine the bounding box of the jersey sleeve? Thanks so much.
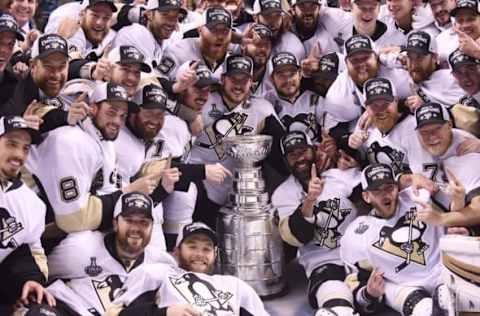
[235,277,270,316]
[26,193,48,280]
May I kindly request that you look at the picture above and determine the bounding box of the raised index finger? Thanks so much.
[445,167,460,185]
[311,163,317,179]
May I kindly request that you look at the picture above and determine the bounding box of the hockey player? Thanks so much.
[68,0,118,60]
[341,163,451,316]
[32,192,159,316]
[348,77,414,175]
[324,34,411,123]
[188,54,284,227]
[265,51,331,142]
[0,116,55,311]
[272,131,362,316]
[421,0,454,37]
[402,30,464,111]
[157,6,233,80]
[112,0,186,67]
[27,82,157,234]
[105,222,269,316]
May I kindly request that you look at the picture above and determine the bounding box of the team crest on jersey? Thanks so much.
[170,273,234,315]
[313,198,351,249]
[367,142,406,175]
[0,207,23,249]
[373,208,429,272]
[281,113,320,142]
[208,104,223,119]
[205,112,253,159]
[92,275,124,311]
[85,257,103,277]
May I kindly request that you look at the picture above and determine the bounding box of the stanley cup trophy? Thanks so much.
[217,135,287,298]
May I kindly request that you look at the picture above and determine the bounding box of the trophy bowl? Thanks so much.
[223,135,272,167]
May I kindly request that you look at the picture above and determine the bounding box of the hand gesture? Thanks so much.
[366,269,385,299]
[123,172,162,195]
[411,174,438,195]
[348,112,371,149]
[447,226,470,235]
[12,61,30,78]
[20,30,40,52]
[67,92,90,125]
[205,163,232,185]
[166,304,201,316]
[21,281,56,307]
[414,199,444,225]
[92,57,113,81]
[241,23,261,47]
[173,61,199,93]
[457,137,480,155]
[161,167,181,193]
[57,17,80,39]
[301,42,322,78]
[455,25,480,59]
[306,163,325,203]
[445,168,466,211]
[23,99,45,130]
[189,115,204,136]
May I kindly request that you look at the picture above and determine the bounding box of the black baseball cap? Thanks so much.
[448,48,480,70]
[0,116,42,145]
[223,54,253,76]
[402,31,436,55]
[82,0,118,12]
[108,46,152,73]
[252,0,283,15]
[291,0,322,5]
[0,13,24,41]
[203,7,232,29]
[176,60,219,88]
[90,82,136,110]
[176,222,218,247]
[114,192,154,219]
[415,102,450,129]
[363,77,396,105]
[146,0,187,15]
[271,52,300,73]
[252,23,274,40]
[345,34,374,58]
[280,130,313,155]
[312,52,340,80]
[133,84,168,110]
[361,163,396,191]
[451,0,479,17]
[31,34,69,60]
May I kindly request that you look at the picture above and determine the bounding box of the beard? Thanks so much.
[349,63,379,86]
[117,231,150,257]
[291,158,314,184]
[373,112,399,133]
[177,254,215,274]
[373,197,398,219]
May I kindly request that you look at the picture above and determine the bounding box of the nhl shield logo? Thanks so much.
[169,273,234,315]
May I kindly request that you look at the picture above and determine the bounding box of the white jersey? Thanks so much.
[264,88,327,142]
[47,231,154,314]
[357,114,415,175]
[293,21,340,56]
[436,28,459,62]
[341,188,443,291]
[410,69,465,107]
[189,92,277,204]
[324,65,411,122]
[43,2,82,35]
[271,31,306,62]
[112,23,167,70]
[273,168,361,277]
[27,119,119,228]
[0,179,46,266]
[404,128,475,209]
[110,262,270,316]
[68,27,117,59]
[158,38,231,80]
[157,114,192,160]
[318,7,357,53]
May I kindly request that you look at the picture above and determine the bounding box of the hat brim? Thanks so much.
[180,228,218,246]
[365,94,394,105]
[311,70,337,81]
[451,6,479,17]
[365,178,396,191]
[451,60,479,70]
[402,47,431,55]
[88,1,118,12]
[34,49,69,60]
[118,207,153,220]
[273,63,300,73]
[259,7,284,15]
[206,20,232,30]
[0,27,24,41]
[157,5,187,16]
[224,69,252,76]
[118,59,152,73]
[415,119,448,129]
[195,77,218,88]
[102,98,138,112]
[293,0,321,6]
[283,143,310,155]
[140,102,167,110]
[346,48,373,58]
[3,126,42,145]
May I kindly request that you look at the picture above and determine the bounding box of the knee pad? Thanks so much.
[308,264,348,308]
[315,308,338,316]
[403,289,431,316]
[315,280,354,310]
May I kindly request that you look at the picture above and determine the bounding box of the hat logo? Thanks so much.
[123,47,142,61]
[409,34,428,46]
[109,85,127,99]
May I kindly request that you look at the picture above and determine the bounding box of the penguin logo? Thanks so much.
[373,208,429,272]
[85,257,103,277]
[281,113,320,142]
[170,273,234,315]
[0,207,23,249]
[367,142,406,175]
[313,198,352,249]
[205,112,253,159]
[92,275,124,311]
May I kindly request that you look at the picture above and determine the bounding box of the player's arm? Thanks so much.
[344,261,384,314]
[258,111,290,176]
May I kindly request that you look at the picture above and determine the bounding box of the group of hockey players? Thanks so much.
[1,0,480,314]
